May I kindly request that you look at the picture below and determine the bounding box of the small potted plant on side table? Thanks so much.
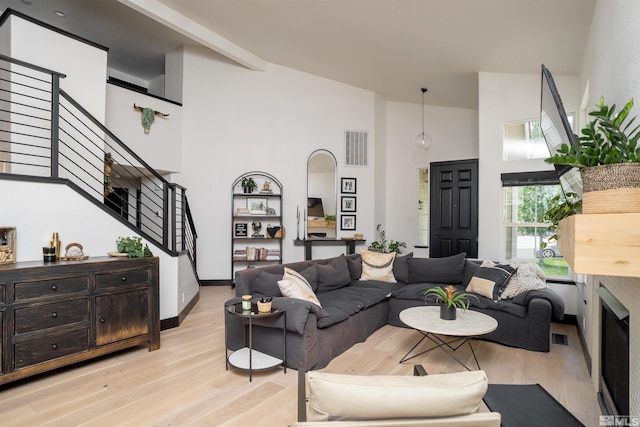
[424,285,478,320]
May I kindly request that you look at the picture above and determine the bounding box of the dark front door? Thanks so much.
[429,159,478,258]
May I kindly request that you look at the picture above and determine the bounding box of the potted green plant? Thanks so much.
[241,177,257,193]
[545,96,640,214]
[424,285,478,320]
[538,192,582,248]
[116,236,153,258]
[368,224,407,254]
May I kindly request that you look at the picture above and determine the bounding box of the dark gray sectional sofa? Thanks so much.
[229,252,565,371]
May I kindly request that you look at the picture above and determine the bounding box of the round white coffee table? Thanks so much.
[399,306,498,370]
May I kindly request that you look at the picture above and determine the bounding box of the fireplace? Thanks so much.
[597,285,630,416]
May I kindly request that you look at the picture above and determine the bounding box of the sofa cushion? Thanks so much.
[392,252,413,283]
[346,254,362,280]
[392,283,528,318]
[360,249,397,283]
[408,252,466,284]
[306,370,488,422]
[278,267,322,307]
[255,264,318,296]
[392,282,443,300]
[317,254,352,293]
[466,260,516,301]
[254,270,284,296]
[316,286,391,328]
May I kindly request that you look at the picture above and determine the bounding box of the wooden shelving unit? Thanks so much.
[557,213,640,278]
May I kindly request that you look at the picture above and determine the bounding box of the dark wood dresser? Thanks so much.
[0,256,160,385]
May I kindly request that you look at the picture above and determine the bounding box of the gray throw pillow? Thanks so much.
[254,264,318,295]
[392,252,413,283]
[407,252,467,284]
[346,254,362,280]
[254,270,283,296]
[317,254,351,293]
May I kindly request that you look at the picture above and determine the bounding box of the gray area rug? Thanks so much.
[483,383,585,427]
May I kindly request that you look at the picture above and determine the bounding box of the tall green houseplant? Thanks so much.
[546,97,640,168]
[545,96,640,216]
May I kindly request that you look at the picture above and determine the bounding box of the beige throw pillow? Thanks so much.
[277,267,322,307]
[359,249,397,283]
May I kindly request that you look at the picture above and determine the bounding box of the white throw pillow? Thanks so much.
[277,267,322,307]
[359,249,397,283]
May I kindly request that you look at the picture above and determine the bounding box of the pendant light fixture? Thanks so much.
[416,87,432,150]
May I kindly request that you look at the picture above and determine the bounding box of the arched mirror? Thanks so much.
[307,149,337,238]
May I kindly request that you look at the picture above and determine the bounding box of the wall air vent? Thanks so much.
[345,130,368,167]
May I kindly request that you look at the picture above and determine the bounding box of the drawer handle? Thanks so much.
[51,285,57,291]
[51,343,58,350]
[121,276,127,282]
[100,318,105,323]
[51,312,58,318]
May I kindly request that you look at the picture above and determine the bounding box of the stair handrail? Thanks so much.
[0,52,197,267]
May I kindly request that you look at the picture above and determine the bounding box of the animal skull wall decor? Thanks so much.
[133,103,169,134]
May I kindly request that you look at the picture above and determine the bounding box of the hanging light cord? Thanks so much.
[421,88,427,137]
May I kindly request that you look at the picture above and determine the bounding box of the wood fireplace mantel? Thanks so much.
[557,213,640,278]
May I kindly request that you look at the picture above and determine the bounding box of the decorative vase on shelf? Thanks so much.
[440,304,457,321]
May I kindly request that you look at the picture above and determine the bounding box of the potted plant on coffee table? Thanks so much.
[545,96,640,214]
[424,285,478,320]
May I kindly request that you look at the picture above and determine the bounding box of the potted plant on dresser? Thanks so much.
[545,96,640,214]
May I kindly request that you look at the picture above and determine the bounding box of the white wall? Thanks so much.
[8,14,107,121]
[477,72,579,260]
[0,180,180,319]
[384,101,478,254]
[580,0,640,415]
[165,47,184,103]
[174,47,377,279]
[105,83,183,173]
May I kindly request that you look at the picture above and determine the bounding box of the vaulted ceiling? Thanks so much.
[4,0,596,109]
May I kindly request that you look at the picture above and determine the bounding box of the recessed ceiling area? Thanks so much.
[2,0,596,109]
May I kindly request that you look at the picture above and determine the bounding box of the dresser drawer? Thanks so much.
[95,269,149,289]
[15,276,88,301]
[14,328,89,369]
[15,299,89,334]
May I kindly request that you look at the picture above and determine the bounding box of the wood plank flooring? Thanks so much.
[0,286,601,426]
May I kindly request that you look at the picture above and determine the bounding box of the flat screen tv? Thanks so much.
[540,64,583,199]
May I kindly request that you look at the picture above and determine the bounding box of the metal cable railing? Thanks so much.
[0,53,197,266]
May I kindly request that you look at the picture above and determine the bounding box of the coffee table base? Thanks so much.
[399,331,482,371]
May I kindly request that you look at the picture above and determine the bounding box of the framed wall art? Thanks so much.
[341,177,357,194]
[340,215,356,231]
[247,198,267,215]
[0,226,16,264]
[234,223,248,237]
[341,196,356,212]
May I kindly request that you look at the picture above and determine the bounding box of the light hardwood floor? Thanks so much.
[0,286,601,426]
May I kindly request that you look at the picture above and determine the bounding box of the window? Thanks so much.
[503,115,574,161]
[417,168,429,246]
[502,171,571,279]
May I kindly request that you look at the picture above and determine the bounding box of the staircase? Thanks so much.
[0,52,198,277]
